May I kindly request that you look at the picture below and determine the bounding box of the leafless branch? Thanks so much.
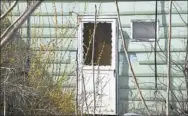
[166,1,172,115]
[0,0,43,47]
[0,0,18,19]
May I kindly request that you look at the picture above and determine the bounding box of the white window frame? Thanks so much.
[131,19,159,42]
[77,16,117,70]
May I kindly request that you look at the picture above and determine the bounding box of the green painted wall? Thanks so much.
[5,1,188,115]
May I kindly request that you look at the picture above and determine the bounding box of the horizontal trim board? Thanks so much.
[119,86,188,90]
[32,49,76,52]
[118,98,188,102]
[22,35,77,39]
[41,0,188,1]
[41,60,183,66]
[119,73,185,77]
[47,73,186,77]
[21,35,76,38]
[62,84,75,88]
[14,23,187,28]
[19,25,77,28]
[40,61,71,64]
[50,73,185,77]
[118,75,185,78]
[120,50,186,53]
[30,49,186,52]
[12,0,187,2]
[10,10,188,16]
[49,71,76,76]
[119,61,186,66]
[139,61,185,65]
[49,72,186,77]
[21,34,188,39]
[21,36,187,40]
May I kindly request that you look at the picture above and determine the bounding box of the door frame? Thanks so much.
[77,16,119,115]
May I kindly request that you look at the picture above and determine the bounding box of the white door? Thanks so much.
[78,17,118,115]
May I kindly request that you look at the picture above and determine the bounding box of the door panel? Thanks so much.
[81,70,116,114]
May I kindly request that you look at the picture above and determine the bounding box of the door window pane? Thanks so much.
[83,23,112,66]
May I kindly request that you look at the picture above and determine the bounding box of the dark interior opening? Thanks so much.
[83,23,112,66]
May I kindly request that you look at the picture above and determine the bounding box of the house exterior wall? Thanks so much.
[7,1,188,115]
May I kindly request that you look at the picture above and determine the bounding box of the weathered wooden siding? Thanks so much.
[7,1,188,115]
